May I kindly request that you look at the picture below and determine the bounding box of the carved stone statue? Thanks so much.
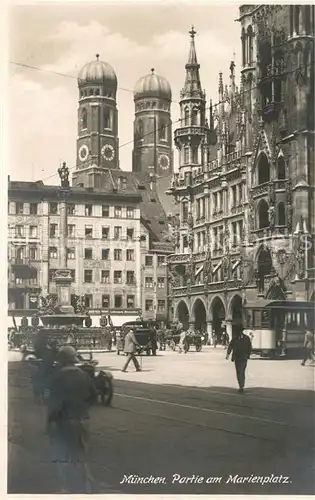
[268,205,275,229]
[203,250,212,284]
[287,204,293,233]
[58,162,70,189]
[296,239,306,279]
[188,230,194,250]
[187,211,193,228]
[268,183,275,205]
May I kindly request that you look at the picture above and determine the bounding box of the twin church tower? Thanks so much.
[72,28,202,188]
[73,54,173,187]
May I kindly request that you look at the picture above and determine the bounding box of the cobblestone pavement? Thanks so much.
[8,347,315,494]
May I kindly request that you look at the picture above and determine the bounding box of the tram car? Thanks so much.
[243,300,314,358]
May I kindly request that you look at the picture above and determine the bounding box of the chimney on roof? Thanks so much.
[8,175,10,182]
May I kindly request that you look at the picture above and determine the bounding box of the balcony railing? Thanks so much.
[252,182,269,198]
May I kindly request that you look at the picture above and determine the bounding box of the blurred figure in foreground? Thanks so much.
[46,346,96,493]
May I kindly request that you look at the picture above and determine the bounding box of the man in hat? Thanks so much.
[226,331,252,393]
[122,329,142,372]
[46,345,96,493]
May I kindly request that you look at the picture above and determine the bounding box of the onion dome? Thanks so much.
[134,68,172,100]
[78,54,117,91]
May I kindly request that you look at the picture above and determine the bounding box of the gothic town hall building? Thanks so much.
[167,5,315,341]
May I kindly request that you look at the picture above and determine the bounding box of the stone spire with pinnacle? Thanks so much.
[181,26,204,99]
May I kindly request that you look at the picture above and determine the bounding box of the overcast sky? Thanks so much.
[8,1,241,185]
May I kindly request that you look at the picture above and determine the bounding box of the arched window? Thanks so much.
[137,119,144,141]
[192,147,198,164]
[104,108,111,129]
[290,6,294,36]
[192,108,198,126]
[95,88,100,96]
[295,6,301,34]
[241,28,246,66]
[184,147,189,164]
[16,247,24,262]
[81,108,87,129]
[257,153,270,185]
[159,121,167,140]
[89,89,94,96]
[277,156,286,179]
[278,202,285,226]
[184,108,189,126]
[247,26,253,65]
[258,199,269,229]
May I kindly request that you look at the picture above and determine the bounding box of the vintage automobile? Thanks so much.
[119,321,157,356]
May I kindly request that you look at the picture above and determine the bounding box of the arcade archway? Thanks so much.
[192,298,207,333]
[211,297,226,342]
[230,295,243,338]
[176,301,189,330]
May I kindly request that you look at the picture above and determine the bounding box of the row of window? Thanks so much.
[53,203,134,218]
[49,224,135,240]
[181,221,244,252]
[12,202,38,215]
[135,119,168,143]
[47,269,165,286]
[80,107,114,131]
[12,225,38,238]
[48,246,136,262]
[182,188,244,224]
[135,101,169,112]
[82,294,166,312]
[11,244,166,267]
[79,88,114,99]
[9,202,135,218]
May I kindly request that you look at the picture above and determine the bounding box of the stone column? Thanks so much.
[207,321,213,345]
[189,321,195,333]
[59,198,67,270]
[53,163,74,314]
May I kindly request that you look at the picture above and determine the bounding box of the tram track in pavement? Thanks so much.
[100,379,314,449]
[111,378,314,424]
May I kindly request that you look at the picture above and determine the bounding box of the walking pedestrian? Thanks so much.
[121,329,142,372]
[46,346,96,493]
[178,329,187,354]
[301,330,315,366]
[212,330,217,348]
[226,331,252,393]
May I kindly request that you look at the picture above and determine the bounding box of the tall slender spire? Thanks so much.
[181,26,203,99]
[187,25,198,66]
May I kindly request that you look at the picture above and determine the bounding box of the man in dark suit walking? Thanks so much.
[226,331,252,393]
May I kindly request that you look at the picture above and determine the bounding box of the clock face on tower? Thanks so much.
[78,144,89,162]
[101,144,115,161]
[158,154,170,170]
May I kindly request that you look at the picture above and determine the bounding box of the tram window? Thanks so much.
[262,311,270,327]
[253,310,261,327]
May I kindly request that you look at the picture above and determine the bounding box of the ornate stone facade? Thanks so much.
[167,10,315,337]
